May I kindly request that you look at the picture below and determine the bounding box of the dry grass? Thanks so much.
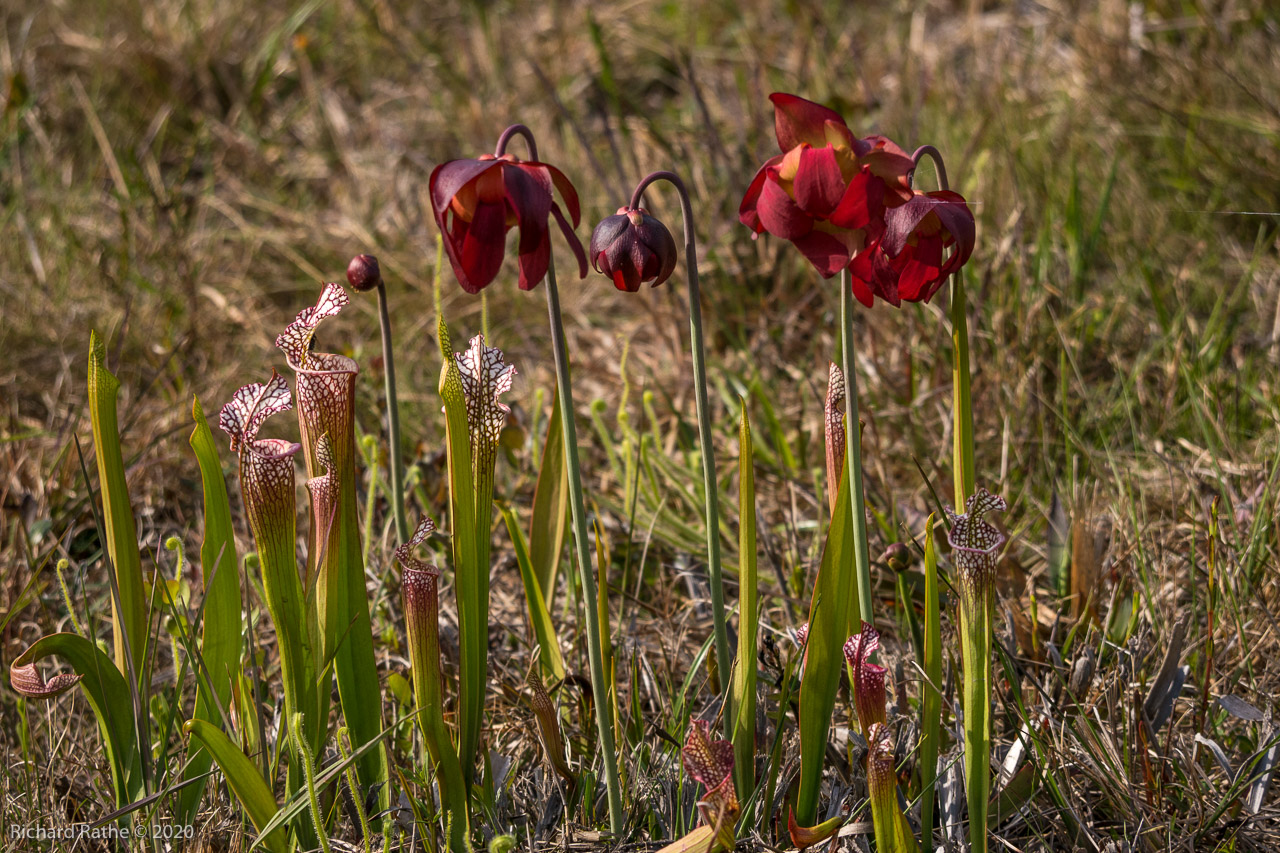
[3,0,1280,850]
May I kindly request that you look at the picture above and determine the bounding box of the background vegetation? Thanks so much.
[2,0,1279,849]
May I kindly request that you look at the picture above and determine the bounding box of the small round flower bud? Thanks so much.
[346,253,382,293]
[882,542,911,573]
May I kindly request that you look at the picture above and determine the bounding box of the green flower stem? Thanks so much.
[951,271,974,508]
[910,145,973,508]
[628,170,731,722]
[838,268,874,628]
[919,518,942,853]
[914,144,982,850]
[544,266,625,836]
[376,280,410,545]
[957,576,992,853]
[498,122,624,836]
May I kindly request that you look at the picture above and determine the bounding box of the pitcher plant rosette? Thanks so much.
[276,282,389,816]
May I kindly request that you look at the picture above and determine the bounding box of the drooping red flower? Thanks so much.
[848,189,976,307]
[739,93,914,278]
[430,153,588,294]
[588,206,678,292]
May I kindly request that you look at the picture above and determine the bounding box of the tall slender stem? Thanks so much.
[839,268,874,628]
[544,271,625,835]
[629,171,731,717]
[499,124,624,835]
[910,144,973,508]
[376,281,409,544]
[915,143,983,851]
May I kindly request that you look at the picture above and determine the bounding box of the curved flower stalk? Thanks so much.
[948,488,1007,853]
[433,122,622,832]
[398,515,471,853]
[277,282,388,813]
[347,253,409,544]
[867,723,921,853]
[589,169,732,727]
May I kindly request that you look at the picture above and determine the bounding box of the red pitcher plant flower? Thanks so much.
[588,169,733,714]
[739,93,914,278]
[588,206,678,292]
[848,188,976,307]
[277,281,389,814]
[429,151,588,293]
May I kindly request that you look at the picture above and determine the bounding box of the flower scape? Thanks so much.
[5,6,1279,853]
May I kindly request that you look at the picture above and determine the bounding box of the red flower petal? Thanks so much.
[541,162,583,227]
[550,202,589,280]
[738,157,780,233]
[770,93,848,152]
[429,158,503,221]
[829,166,885,232]
[792,145,847,217]
[856,136,915,206]
[791,230,851,279]
[455,201,508,294]
[756,174,815,241]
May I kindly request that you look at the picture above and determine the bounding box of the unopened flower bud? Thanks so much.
[882,542,911,573]
[346,253,382,293]
[589,206,678,292]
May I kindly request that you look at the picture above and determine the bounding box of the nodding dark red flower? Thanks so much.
[738,93,914,278]
[589,207,678,292]
[429,153,588,294]
[346,254,382,293]
[848,189,976,307]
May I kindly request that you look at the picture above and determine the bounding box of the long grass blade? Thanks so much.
[499,505,566,682]
[530,390,569,599]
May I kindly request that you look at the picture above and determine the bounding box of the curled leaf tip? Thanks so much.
[455,334,516,457]
[219,371,292,452]
[276,282,349,368]
[10,660,83,699]
[683,719,738,819]
[844,625,887,733]
[395,515,438,574]
[947,487,1007,587]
